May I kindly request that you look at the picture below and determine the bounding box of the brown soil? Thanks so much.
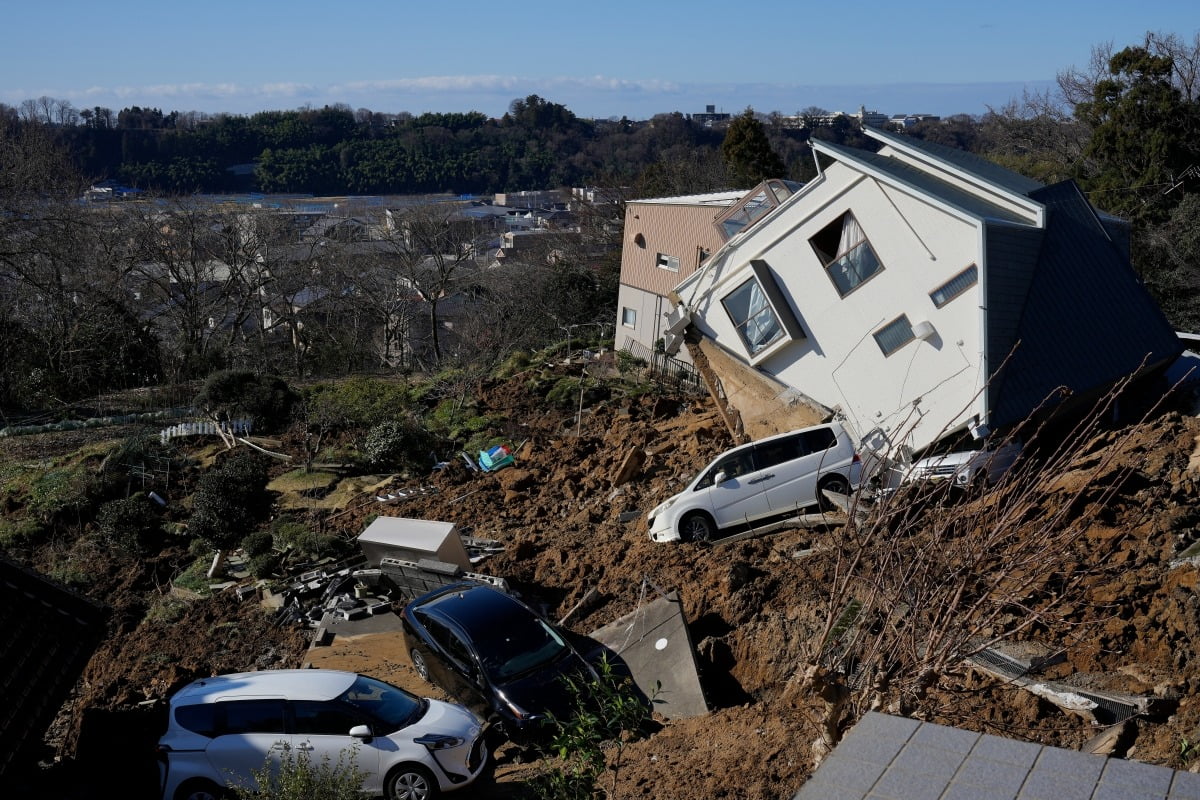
[9,366,1200,799]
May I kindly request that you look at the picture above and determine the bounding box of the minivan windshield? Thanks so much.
[338,674,426,733]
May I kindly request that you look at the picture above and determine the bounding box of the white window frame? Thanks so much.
[621,307,637,328]
[655,252,680,272]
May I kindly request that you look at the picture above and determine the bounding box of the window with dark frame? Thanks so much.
[722,276,784,355]
[929,264,978,308]
[811,211,884,296]
[873,315,915,356]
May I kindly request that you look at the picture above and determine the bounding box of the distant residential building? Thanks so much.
[615,190,747,362]
[691,104,732,128]
[493,189,567,210]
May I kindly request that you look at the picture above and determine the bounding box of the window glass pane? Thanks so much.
[292,701,362,736]
[220,700,286,735]
[723,278,783,355]
[175,704,218,738]
[621,307,636,326]
[755,435,801,469]
[339,675,423,734]
[827,242,882,295]
[930,264,978,307]
[800,428,836,453]
[874,316,914,356]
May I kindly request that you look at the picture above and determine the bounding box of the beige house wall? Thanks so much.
[620,202,729,297]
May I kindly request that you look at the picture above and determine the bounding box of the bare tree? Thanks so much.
[384,203,486,366]
[794,376,1172,765]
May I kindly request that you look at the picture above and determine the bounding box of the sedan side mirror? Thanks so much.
[349,724,373,742]
[713,471,728,485]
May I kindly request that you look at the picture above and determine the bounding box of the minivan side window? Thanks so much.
[292,700,364,736]
[695,449,757,489]
[754,433,804,470]
[219,699,286,735]
[799,428,836,454]
[175,704,218,737]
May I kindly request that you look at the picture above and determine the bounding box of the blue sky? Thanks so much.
[3,1,1197,120]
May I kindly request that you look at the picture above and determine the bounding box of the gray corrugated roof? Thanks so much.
[864,125,1046,197]
[986,181,1182,428]
[817,140,1030,224]
[794,712,1200,799]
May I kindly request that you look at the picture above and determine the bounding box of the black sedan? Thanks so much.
[400,583,597,743]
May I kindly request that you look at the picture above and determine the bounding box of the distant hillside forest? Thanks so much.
[4,95,768,196]
[3,32,1200,415]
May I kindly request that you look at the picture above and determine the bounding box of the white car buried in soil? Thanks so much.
[647,422,862,543]
[903,440,1023,489]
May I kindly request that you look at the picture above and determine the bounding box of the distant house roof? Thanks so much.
[794,712,1200,800]
[631,191,747,207]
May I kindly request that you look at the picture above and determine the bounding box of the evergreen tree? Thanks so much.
[1075,46,1200,222]
[721,108,787,186]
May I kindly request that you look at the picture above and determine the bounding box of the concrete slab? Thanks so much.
[586,592,708,719]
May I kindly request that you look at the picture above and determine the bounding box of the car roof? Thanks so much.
[412,584,540,639]
[170,669,358,704]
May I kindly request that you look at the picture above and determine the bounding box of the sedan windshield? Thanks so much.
[476,618,570,682]
[338,675,426,733]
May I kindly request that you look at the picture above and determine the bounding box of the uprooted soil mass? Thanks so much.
[8,364,1200,799]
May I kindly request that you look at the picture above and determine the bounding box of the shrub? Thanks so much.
[0,518,47,550]
[96,493,163,556]
[241,530,275,558]
[248,552,279,578]
[194,370,298,434]
[532,655,656,800]
[189,451,272,551]
[238,746,366,800]
[361,419,436,473]
[302,378,413,432]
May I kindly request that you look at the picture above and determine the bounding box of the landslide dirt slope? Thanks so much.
[326,372,1200,798]
[11,365,1200,800]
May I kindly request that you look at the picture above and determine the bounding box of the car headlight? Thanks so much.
[648,494,680,520]
[415,733,464,750]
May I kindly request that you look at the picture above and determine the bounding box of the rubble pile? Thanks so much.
[8,366,1200,799]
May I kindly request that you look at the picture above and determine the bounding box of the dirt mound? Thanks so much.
[12,367,1200,799]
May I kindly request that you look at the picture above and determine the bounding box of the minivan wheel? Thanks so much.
[387,763,439,800]
[411,649,430,683]
[817,475,851,512]
[680,512,715,543]
[175,779,229,800]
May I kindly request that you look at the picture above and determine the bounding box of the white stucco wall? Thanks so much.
[678,161,991,453]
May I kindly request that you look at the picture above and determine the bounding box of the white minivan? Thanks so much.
[647,422,861,543]
[157,669,488,800]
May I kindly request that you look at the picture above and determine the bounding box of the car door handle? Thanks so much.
[295,743,314,752]
[270,741,291,752]
[749,473,774,484]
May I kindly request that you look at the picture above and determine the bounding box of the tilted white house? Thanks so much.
[666,126,1182,456]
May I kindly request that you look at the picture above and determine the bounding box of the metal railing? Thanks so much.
[620,338,705,394]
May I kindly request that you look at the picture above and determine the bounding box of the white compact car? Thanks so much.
[647,422,862,543]
[903,440,1022,489]
[157,669,488,800]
